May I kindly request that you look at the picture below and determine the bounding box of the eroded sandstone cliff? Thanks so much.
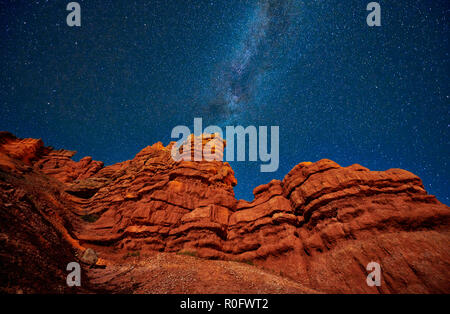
[0,131,449,293]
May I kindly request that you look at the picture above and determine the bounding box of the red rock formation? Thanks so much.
[0,131,449,293]
[0,132,93,293]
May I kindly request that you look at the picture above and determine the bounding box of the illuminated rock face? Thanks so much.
[176,133,226,161]
[1,131,449,293]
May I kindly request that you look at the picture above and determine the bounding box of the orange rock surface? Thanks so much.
[1,131,449,293]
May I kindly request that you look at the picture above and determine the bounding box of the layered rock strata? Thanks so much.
[0,131,449,293]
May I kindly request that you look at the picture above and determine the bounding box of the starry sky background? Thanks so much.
[1,0,449,203]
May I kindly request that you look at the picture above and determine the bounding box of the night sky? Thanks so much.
[1,1,449,203]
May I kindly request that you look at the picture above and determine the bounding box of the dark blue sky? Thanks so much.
[1,1,449,203]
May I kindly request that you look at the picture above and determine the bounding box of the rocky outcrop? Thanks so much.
[0,131,449,293]
[0,133,95,293]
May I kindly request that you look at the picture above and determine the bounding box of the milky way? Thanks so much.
[203,0,302,126]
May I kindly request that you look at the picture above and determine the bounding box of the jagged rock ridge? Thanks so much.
[0,131,449,293]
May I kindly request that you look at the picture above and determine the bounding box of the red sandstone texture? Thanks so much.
[0,131,449,293]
